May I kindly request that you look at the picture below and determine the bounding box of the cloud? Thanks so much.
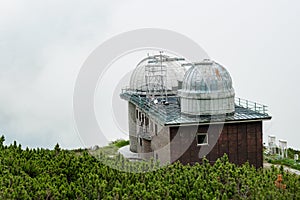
[0,0,111,148]
[0,0,300,150]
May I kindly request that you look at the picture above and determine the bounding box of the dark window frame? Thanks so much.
[197,133,208,146]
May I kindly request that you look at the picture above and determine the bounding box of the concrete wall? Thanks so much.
[141,139,153,160]
[151,125,171,165]
[128,102,138,152]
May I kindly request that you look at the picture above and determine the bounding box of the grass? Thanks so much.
[268,158,300,171]
[110,139,129,148]
[89,139,129,158]
[264,147,300,171]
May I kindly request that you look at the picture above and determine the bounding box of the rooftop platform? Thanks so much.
[120,90,271,126]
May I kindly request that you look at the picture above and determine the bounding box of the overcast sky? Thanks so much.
[1,0,300,149]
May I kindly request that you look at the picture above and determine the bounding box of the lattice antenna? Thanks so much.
[145,52,167,101]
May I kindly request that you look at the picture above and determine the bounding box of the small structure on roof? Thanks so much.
[120,53,271,168]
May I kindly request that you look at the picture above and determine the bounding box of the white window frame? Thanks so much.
[197,133,208,146]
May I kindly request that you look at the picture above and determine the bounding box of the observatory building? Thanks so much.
[120,54,271,168]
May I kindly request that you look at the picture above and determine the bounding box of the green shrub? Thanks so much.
[110,139,130,148]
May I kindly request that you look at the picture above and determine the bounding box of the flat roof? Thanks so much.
[120,92,271,126]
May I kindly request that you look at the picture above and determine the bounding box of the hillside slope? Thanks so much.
[0,136,299,199]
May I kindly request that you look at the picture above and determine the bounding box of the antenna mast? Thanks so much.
[145,52,167,103]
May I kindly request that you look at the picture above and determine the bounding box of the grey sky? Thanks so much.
[1,0,300,149]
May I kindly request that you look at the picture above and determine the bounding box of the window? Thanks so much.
[197,133,208,145]
[155,124,158,136]
[200,80,208,91]
[139,137,142,146]
[136,110,138,119]
[145,117,149,126]
[150,120,153,132]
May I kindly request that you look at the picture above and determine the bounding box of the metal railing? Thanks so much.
[120,91,167,122]
[235,97,268,115]
[121,89,269,116]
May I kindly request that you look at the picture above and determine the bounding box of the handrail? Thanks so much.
[235,97,268,115]
[121,89,269,116]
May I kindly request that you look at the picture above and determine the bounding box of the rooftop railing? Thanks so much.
[121,89,269,116]
[235,97,268,115]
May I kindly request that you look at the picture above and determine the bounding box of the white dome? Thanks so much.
[129,54,186,95]
[178,59,235,115]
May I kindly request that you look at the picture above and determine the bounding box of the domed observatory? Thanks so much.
[178,59,235,115]
[120,53,271,168]
[122,53,187,154]
[128,54,186,96]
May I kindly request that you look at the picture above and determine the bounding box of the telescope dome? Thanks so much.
[178,59,235,115]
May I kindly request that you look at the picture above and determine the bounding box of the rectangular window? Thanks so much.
[136,110,138,119]
[197,133,208,146]
[155,124,158,136]
[150,120,153,132]
[139,137,142,146]
[145,117,149,126]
